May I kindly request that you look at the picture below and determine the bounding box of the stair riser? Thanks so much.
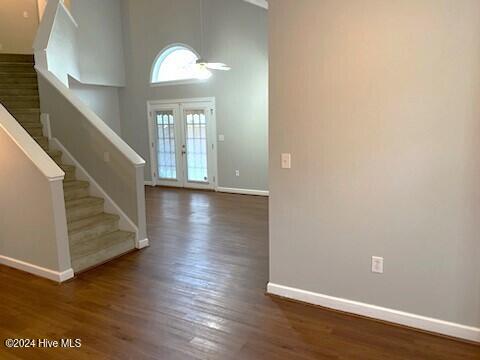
[67,204,104,223]
[2,100,40,108]
[14,114,40,123]
[0,54,34,62]
[0,67,35,74]
[0,96,39,101]
[64,187,89,201]
[0,89,38,95]
[52,154,62,164]
[64,171,76,181]
[51,157,63,166]
[35,137,48,148]
[0,72,36,78]
[70,219,119,245]
[0,77,37,84]
[24,127,43,137]
[0,84,38,89]
[72,237,135,273]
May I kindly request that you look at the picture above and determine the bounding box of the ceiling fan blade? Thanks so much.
[205,63,231,71]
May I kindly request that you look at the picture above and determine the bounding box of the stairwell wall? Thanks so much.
[0,105,71,279]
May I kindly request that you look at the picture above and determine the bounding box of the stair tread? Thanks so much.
[10,108,40,114]
[70,230,135,272]
[0,95,39,99]
[0,84,38,88]
[22,122,42,127]
[59,163,75,171]
[0,54,34,62]
[0,61,35,65]
[68,213,119,234]
[63,180,89,190]
[66,196,104,209]
[48,149,62,157]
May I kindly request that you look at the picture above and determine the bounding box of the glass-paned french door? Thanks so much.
[148,100,217,190]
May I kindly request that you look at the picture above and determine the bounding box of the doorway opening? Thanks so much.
[147,98,217,190]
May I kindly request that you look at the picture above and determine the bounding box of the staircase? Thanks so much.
[0,54,136,273]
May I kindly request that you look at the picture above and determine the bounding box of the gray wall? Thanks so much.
[120,0,268,190]
[71,0,126,86]
[269,0,480,327]
[69,78,123,135]
[64,0,126,135]
[0,0,39,54]
[0,125,62,271]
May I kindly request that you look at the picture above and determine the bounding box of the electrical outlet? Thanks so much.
[218,134,225,142]
[23,11,29,18]
[235,170,240,177]
[103,152,110,163]
[372,256,384,274]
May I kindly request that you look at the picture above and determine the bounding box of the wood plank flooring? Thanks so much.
[0,187,478,359]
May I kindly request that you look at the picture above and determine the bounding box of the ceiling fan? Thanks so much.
[189,0,231,79]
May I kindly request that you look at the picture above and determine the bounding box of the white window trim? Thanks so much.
[150,78,208,87]
[150,43,203,86]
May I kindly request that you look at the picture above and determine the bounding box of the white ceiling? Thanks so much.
[243,0,268,10]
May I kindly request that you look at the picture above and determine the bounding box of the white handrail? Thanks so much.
[36,67,145,167]
[0,104,64,181]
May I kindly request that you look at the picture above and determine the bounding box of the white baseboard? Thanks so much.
[267,283,480,343]
[216,187,269,197]
[136,238,149,249]
[0,255,74,283]
[145,180,154,186]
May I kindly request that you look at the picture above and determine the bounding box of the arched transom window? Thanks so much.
[151,44,201,84]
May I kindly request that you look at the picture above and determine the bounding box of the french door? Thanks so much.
[148,99,217,190]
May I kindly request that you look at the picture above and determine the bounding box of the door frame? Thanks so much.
[147,97,218,189]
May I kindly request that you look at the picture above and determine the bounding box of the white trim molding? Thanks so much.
[243,0,268,10]
[217,187,269,197]
[267,283,480,343]
[136,238,150,249]
[0,255,74,283]
[145,181,155,186]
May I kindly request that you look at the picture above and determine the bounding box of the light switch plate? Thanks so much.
[372,256,384,274]
[281,153,291,169]
[23,11,29,18]
[218,134,225,142]
[103,152,110,162]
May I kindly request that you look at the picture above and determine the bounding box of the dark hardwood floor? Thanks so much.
[0,187,478,359]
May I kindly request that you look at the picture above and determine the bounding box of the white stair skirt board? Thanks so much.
[267,283,480,343]
[137,238,150,249]
[49,138,148,249]
[0,255,74,283]
[40,113,52,139]
[216,187,269,197]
